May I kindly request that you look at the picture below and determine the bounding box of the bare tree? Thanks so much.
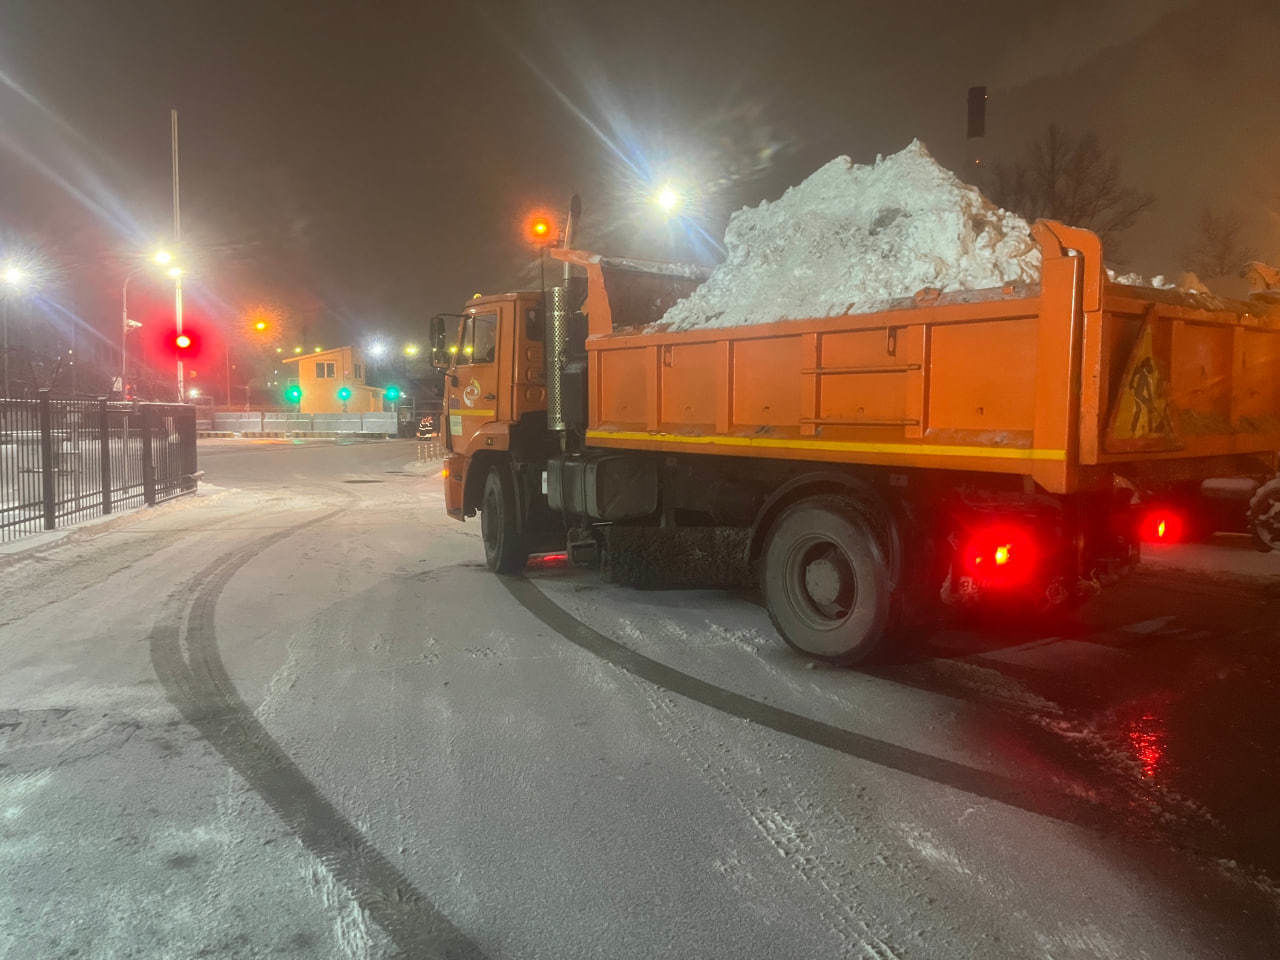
[1182,209,1257,280]
[986,124,1155,255]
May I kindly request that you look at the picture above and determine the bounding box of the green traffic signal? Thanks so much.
[383,385,401,402]
[284,384,303,404]
[336,386,352,402]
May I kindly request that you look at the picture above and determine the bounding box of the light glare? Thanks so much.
[656,184,681,213]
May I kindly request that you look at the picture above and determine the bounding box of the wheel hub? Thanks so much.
[804,557,843,606]
[792,540,856,625]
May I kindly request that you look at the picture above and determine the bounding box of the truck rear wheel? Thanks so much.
[481,465,528,574]
[762,496,891,664]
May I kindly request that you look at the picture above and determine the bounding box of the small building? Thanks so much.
[281,346,384,414]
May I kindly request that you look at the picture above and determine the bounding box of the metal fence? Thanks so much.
[1,391,198,543]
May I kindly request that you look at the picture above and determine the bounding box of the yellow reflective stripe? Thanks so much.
[585,429,1066,462]
[457,409,496,417]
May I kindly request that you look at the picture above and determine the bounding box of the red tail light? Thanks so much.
[1139,509,1183,543]
[960,524,1037,586]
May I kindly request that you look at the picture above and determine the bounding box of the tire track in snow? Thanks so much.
[502,575,1117,832]
[149,509,486,960]
[641,685,903,960]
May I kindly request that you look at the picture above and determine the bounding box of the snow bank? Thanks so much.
[658,140,1041,331]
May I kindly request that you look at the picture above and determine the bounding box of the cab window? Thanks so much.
[460,312,497,364]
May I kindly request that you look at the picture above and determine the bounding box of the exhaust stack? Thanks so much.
[547,284,569,432]
[547,194,580,434]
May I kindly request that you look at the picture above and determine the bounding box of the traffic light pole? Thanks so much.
[171,108,184,402]
[174,277,184,402]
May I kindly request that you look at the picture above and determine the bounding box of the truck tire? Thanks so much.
[762,496,891,664]
[481,465,528,574]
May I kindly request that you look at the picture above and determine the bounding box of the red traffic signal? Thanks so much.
[175,333,193,350]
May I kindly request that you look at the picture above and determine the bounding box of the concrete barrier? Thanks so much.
[361,413,396,434]
[213,412,264,432]
[312,413,363,433]
[202,411,394,435]
[262,412,313,432]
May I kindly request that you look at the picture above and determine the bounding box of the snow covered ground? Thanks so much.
[0,438,1276,959]
[1141,536,1280,581]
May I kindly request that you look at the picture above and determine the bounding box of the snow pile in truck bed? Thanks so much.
[658,140,1042,331]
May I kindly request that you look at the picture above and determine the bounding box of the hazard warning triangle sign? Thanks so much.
[1104,320,1180,453]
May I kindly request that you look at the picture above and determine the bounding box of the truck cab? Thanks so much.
[434,292,550,520]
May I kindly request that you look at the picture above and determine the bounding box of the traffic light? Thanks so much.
[284,384,302,404]
[336,386,352,402]
[383,385,401,402]
[174,333,192,350]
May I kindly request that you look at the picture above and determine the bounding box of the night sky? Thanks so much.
[1,0,1276,357]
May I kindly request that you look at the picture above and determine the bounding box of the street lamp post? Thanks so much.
[121,269,141,389]
[120,250,177,395]
[3,265,26,398]
[2,296,8,399]
[2,297,9,399]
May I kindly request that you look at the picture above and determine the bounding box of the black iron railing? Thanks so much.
[1,391,198,543]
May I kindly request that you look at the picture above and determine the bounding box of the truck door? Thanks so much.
[447,309,500,452]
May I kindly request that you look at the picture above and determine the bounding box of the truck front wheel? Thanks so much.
[762,497,891,664]
[481,465,528,574]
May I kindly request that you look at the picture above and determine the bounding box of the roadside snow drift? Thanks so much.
[658,140,1042,331]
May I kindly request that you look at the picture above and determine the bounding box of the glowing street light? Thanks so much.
[3,265,24,287]
[314,346,323,353]
[254,320,267,331]
[655,184,682,215]
[367,341,387,359]
[166,266,183,279]
[293,345,303,354]
[403,343,420,357]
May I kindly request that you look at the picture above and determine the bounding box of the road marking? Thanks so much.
[585,429,1066,461]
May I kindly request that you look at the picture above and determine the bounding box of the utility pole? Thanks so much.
[171,108,184,402]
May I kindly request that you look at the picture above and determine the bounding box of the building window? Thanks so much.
[353,362,362,380]
[315,361,326,378]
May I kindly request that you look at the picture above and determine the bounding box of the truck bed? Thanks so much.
[556,223,1280,495]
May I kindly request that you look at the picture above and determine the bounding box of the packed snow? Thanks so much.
[657,140,1042,331]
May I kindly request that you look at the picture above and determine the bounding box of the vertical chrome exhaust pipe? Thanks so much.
[547,284,569,432]
[547,194,581,434]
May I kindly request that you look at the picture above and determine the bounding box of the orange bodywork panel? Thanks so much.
[443,292,548,461]
[556,223,1280,495]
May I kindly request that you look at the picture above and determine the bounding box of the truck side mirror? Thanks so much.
[429,315,450,370]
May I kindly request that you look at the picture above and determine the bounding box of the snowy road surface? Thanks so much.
[1,438,1277,959]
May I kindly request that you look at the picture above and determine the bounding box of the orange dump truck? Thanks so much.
[436,216,1280,663]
